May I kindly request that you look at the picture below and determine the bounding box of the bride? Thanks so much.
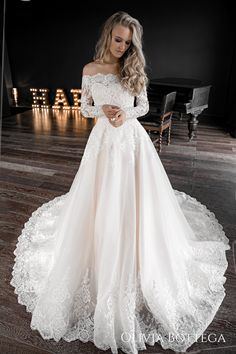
[10,11,230,354]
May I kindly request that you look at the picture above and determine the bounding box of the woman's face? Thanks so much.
[110,24,132,59]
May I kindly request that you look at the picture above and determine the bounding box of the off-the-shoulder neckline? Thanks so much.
[82,73,118,78]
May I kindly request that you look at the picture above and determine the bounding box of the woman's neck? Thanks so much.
[103,59,118,65]
[103,53,119,65]
[95,56,120,75]
[98,59,120,74]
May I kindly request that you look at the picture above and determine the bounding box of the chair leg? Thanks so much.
[168,123,171,145]
[159,131,163,152]
[151,131,159,146]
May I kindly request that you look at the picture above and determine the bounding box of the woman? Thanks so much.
[11,11,230,354]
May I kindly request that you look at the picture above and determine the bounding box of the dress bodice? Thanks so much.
[87,73,135,108]
[80,73,149,120]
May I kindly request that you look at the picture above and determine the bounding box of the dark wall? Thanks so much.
[4,0,235,121]
[225,39,236,137]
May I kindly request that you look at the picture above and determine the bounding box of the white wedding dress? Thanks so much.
[10,73,231,354]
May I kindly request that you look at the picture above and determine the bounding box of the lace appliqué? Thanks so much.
[79,120,151,169]
[25,259,230,354]
[79,73,151,168]
[124,85,149,120]
[80,73,149,121]
[10,190,230,354]
[10,194,69,313]
[80,75,104,118]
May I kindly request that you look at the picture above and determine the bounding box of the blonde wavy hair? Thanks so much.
[94,11,148,96]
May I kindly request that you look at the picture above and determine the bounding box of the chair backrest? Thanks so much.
[191,85,211,108]
[160,91,177,115]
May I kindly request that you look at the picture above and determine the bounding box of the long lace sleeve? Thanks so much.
[80,76,104,118]
[124,85,149,120]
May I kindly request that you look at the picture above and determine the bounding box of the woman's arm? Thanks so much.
[80,75,105,118]
[80,63,106,118]
[124,85,149,119]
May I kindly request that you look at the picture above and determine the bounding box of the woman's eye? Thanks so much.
[114,38,130,46]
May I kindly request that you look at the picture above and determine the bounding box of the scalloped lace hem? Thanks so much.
[10,190,230,354]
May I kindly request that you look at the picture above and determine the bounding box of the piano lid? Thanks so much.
[150,77,208,89]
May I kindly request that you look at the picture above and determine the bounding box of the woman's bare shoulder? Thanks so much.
[82,61,102,76]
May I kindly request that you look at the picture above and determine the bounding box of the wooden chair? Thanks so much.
[139,91,177,152]
[185,85,211,140]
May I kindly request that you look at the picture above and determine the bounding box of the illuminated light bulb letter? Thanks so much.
[30,88,50,108]
[52,88,71,110]
[70,89,81,110]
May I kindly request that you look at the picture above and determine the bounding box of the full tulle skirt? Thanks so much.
[10,118,230,354]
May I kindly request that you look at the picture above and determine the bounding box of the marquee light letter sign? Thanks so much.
[30,88,82,110]
[30,88,50,108]
[70,89,81,110]
[52,89,70,110]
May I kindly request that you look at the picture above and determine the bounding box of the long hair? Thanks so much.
[94,11,148,96]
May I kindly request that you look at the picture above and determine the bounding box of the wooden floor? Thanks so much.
[1,109,236,354]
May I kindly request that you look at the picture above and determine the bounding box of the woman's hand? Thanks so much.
[102,104,120,119]
[102,105,126,128]
[111,109,126,127]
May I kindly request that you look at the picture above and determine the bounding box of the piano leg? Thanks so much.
[188,113,199,140]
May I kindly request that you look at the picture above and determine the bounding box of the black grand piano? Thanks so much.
[147,77,211,140]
